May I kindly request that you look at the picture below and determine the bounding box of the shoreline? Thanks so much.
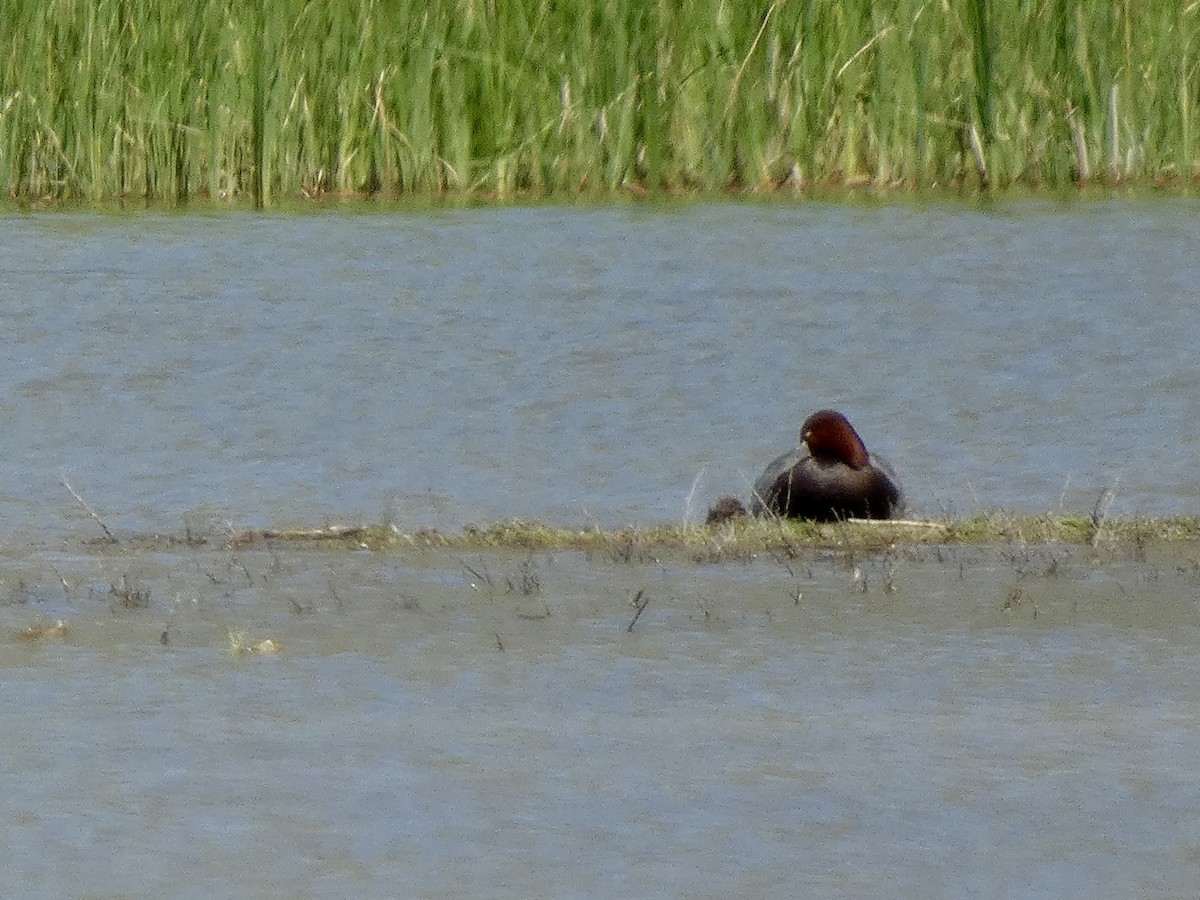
[68,514,1200,557]
[4,181,1198,214]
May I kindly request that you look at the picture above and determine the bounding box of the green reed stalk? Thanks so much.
[0,0,1195,203]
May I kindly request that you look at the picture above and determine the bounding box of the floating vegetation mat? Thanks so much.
[226,631,283,657]
[92,515,1200,559]
[14,514,1198,651]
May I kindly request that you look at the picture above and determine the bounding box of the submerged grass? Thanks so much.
[2,0,1197,203]
[210,514,1200,558]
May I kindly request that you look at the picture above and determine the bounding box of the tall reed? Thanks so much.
[0,0,1196,202]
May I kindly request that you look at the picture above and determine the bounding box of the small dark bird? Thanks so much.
[704,494,748,525]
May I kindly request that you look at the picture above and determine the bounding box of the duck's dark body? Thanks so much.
[749,409,903,522]
[749,447,902,521]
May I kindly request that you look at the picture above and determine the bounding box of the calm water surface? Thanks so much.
[1,200,1198,536]
[3,544,1200,898]
[1,201,1199,897]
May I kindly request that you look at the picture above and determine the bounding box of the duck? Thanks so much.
[748,409,903,521]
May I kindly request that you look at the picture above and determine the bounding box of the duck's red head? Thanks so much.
[800,409,871,470]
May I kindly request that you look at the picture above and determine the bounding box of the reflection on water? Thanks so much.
[0,201,1198,543]
[1,201,1199,897]
[2,543,1200,897]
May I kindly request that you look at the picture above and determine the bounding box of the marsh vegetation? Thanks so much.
[3,0,1196,203]
[100,513,1200,559]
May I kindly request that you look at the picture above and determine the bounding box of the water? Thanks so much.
[4,543,1200,898]
[2,200,1198,538]
[1,200,1199,897]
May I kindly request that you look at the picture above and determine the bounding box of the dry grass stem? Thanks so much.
[61,475,117,544]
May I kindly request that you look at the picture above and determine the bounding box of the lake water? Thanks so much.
[1,199,1199,897]
[3,200,1199,537]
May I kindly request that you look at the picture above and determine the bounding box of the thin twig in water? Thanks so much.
[505,554,541,596]
[626,588,652,633]
[61,474,117,543]
[459,558,493,589]
[1091,479,1119,546]
[229,556,253,586]
[1057,474,1072,511]
[109,574,150,609]
[683,468,704,525]
[288,594,315,616]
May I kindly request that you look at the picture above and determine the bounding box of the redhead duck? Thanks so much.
[749,410,903,521]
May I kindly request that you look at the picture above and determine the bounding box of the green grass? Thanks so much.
[1,0,1197,203]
